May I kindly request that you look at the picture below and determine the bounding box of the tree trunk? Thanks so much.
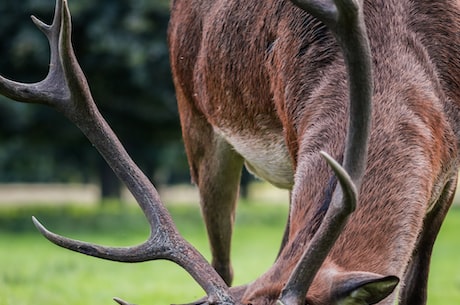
[99,160,121,201]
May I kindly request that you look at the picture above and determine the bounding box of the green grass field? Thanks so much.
[0,201,459,305]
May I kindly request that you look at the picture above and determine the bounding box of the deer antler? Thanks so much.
[278,0,373,304]
[0,1,233,304]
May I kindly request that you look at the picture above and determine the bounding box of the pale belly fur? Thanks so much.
[214,127,294,189]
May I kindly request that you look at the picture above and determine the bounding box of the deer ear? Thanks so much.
[334,273,399,305]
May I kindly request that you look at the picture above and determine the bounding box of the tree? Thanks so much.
[0,0,186,198]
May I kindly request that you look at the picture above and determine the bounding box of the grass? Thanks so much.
[0,201,459,305]
[0,201,287,305]
[427,206,460,303]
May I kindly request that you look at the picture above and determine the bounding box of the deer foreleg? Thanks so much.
[178,98,244,286]
[197,137,244,286]
[399,176,457,304]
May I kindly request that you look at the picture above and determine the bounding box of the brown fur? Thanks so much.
[168,0,460,304]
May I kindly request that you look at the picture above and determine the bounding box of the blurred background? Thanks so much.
[0,0,188,202]
[0,1,458,304]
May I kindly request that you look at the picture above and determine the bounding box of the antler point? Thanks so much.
[113,297,136,305]
[31,15,50,32]
[31,216,45,232]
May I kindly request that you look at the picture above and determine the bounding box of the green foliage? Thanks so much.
[0,1,185,187]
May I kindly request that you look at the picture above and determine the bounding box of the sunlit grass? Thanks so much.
[428,207,460,304]
[0,202,459,304]
[0,202,287,305]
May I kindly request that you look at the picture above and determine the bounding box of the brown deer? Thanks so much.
[167,0,460,303]
[0,0,459,304]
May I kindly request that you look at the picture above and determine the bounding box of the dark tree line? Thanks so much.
[0,0,191,198]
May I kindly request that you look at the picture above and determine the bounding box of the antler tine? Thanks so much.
[113,297,136,305]
[31,0,61,37]
[0,0,233,303]
[0,0,67,106]
[278,0,372,304]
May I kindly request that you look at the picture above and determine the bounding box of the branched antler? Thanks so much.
[0,1,233,304]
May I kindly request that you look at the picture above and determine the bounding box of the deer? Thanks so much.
[1,0,459,304]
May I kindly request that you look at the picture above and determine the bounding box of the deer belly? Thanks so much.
[216,128,294,189]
